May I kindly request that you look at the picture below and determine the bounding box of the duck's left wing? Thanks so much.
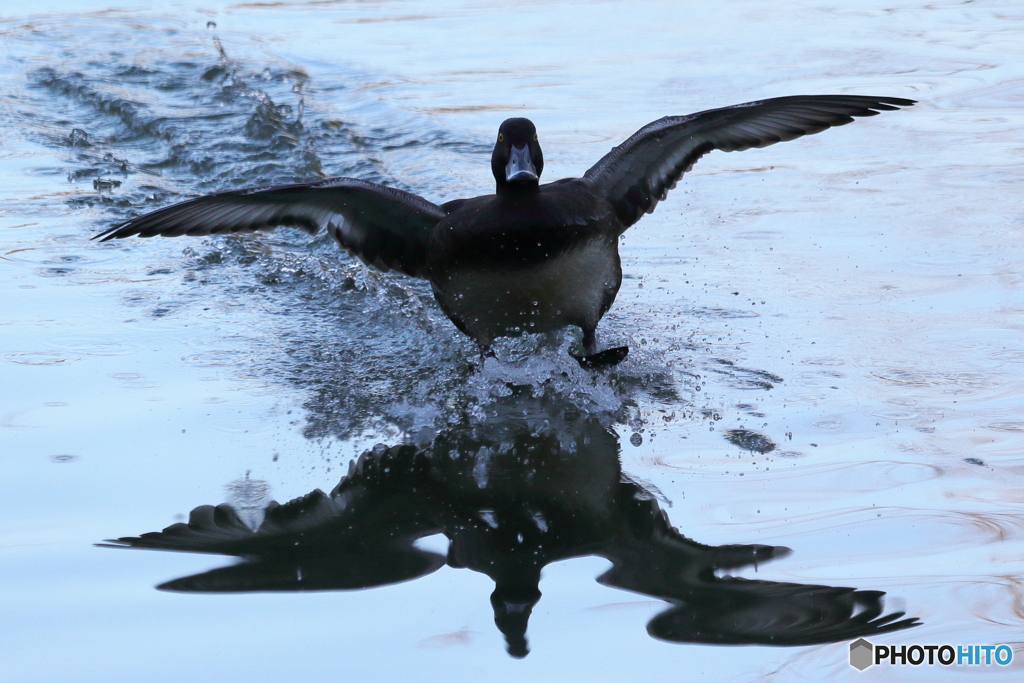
[93,177,447,278]
[584,95,915,230]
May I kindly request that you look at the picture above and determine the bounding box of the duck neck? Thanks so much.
[496,179,540,197]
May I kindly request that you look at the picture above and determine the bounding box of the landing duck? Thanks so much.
[95,95,915,367]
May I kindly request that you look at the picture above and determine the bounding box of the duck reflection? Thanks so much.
[103,408,918,657]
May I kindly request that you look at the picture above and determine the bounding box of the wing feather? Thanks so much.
[94,177,446,278]
[585,95,915,228]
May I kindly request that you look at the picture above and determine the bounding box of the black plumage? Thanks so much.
[95,95,915,366]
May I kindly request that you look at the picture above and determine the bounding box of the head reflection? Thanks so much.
[103,403,918,657]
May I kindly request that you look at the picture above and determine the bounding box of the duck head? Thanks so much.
[491,118,544,191]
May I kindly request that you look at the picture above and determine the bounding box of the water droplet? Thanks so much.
[68,128,90,147]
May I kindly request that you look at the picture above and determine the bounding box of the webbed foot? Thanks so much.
[571,346,629,370]
[470,343,496,371]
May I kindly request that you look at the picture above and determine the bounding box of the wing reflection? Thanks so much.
[103,415,918,657]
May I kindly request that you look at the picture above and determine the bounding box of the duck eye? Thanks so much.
[498,133,504,142]
[534,134,538,141]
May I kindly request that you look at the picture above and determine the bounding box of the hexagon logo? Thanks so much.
[850,638,874,671]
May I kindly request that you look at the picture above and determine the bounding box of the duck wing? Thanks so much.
[583,95,915,230]
[93,177,446,278]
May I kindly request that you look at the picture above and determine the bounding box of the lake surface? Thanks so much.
[2,1,1023,680]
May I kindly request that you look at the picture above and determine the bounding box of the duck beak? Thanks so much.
[505,144,538,182]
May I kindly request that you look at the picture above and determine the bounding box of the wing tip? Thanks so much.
[864,96,917,112]
[92,223,134,242]
[876,96,917,107]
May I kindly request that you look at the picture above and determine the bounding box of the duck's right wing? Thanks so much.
[93,177,447,278]
[584,95,915,230]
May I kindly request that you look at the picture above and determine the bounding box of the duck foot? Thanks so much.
[468,344,496,372]
[571,346,629,370]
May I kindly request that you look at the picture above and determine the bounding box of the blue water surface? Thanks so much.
[2,1,1023,681]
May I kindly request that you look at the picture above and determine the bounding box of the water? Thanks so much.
[2,1,1023,680]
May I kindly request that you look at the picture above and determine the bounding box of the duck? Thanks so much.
[94,94,914,368]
